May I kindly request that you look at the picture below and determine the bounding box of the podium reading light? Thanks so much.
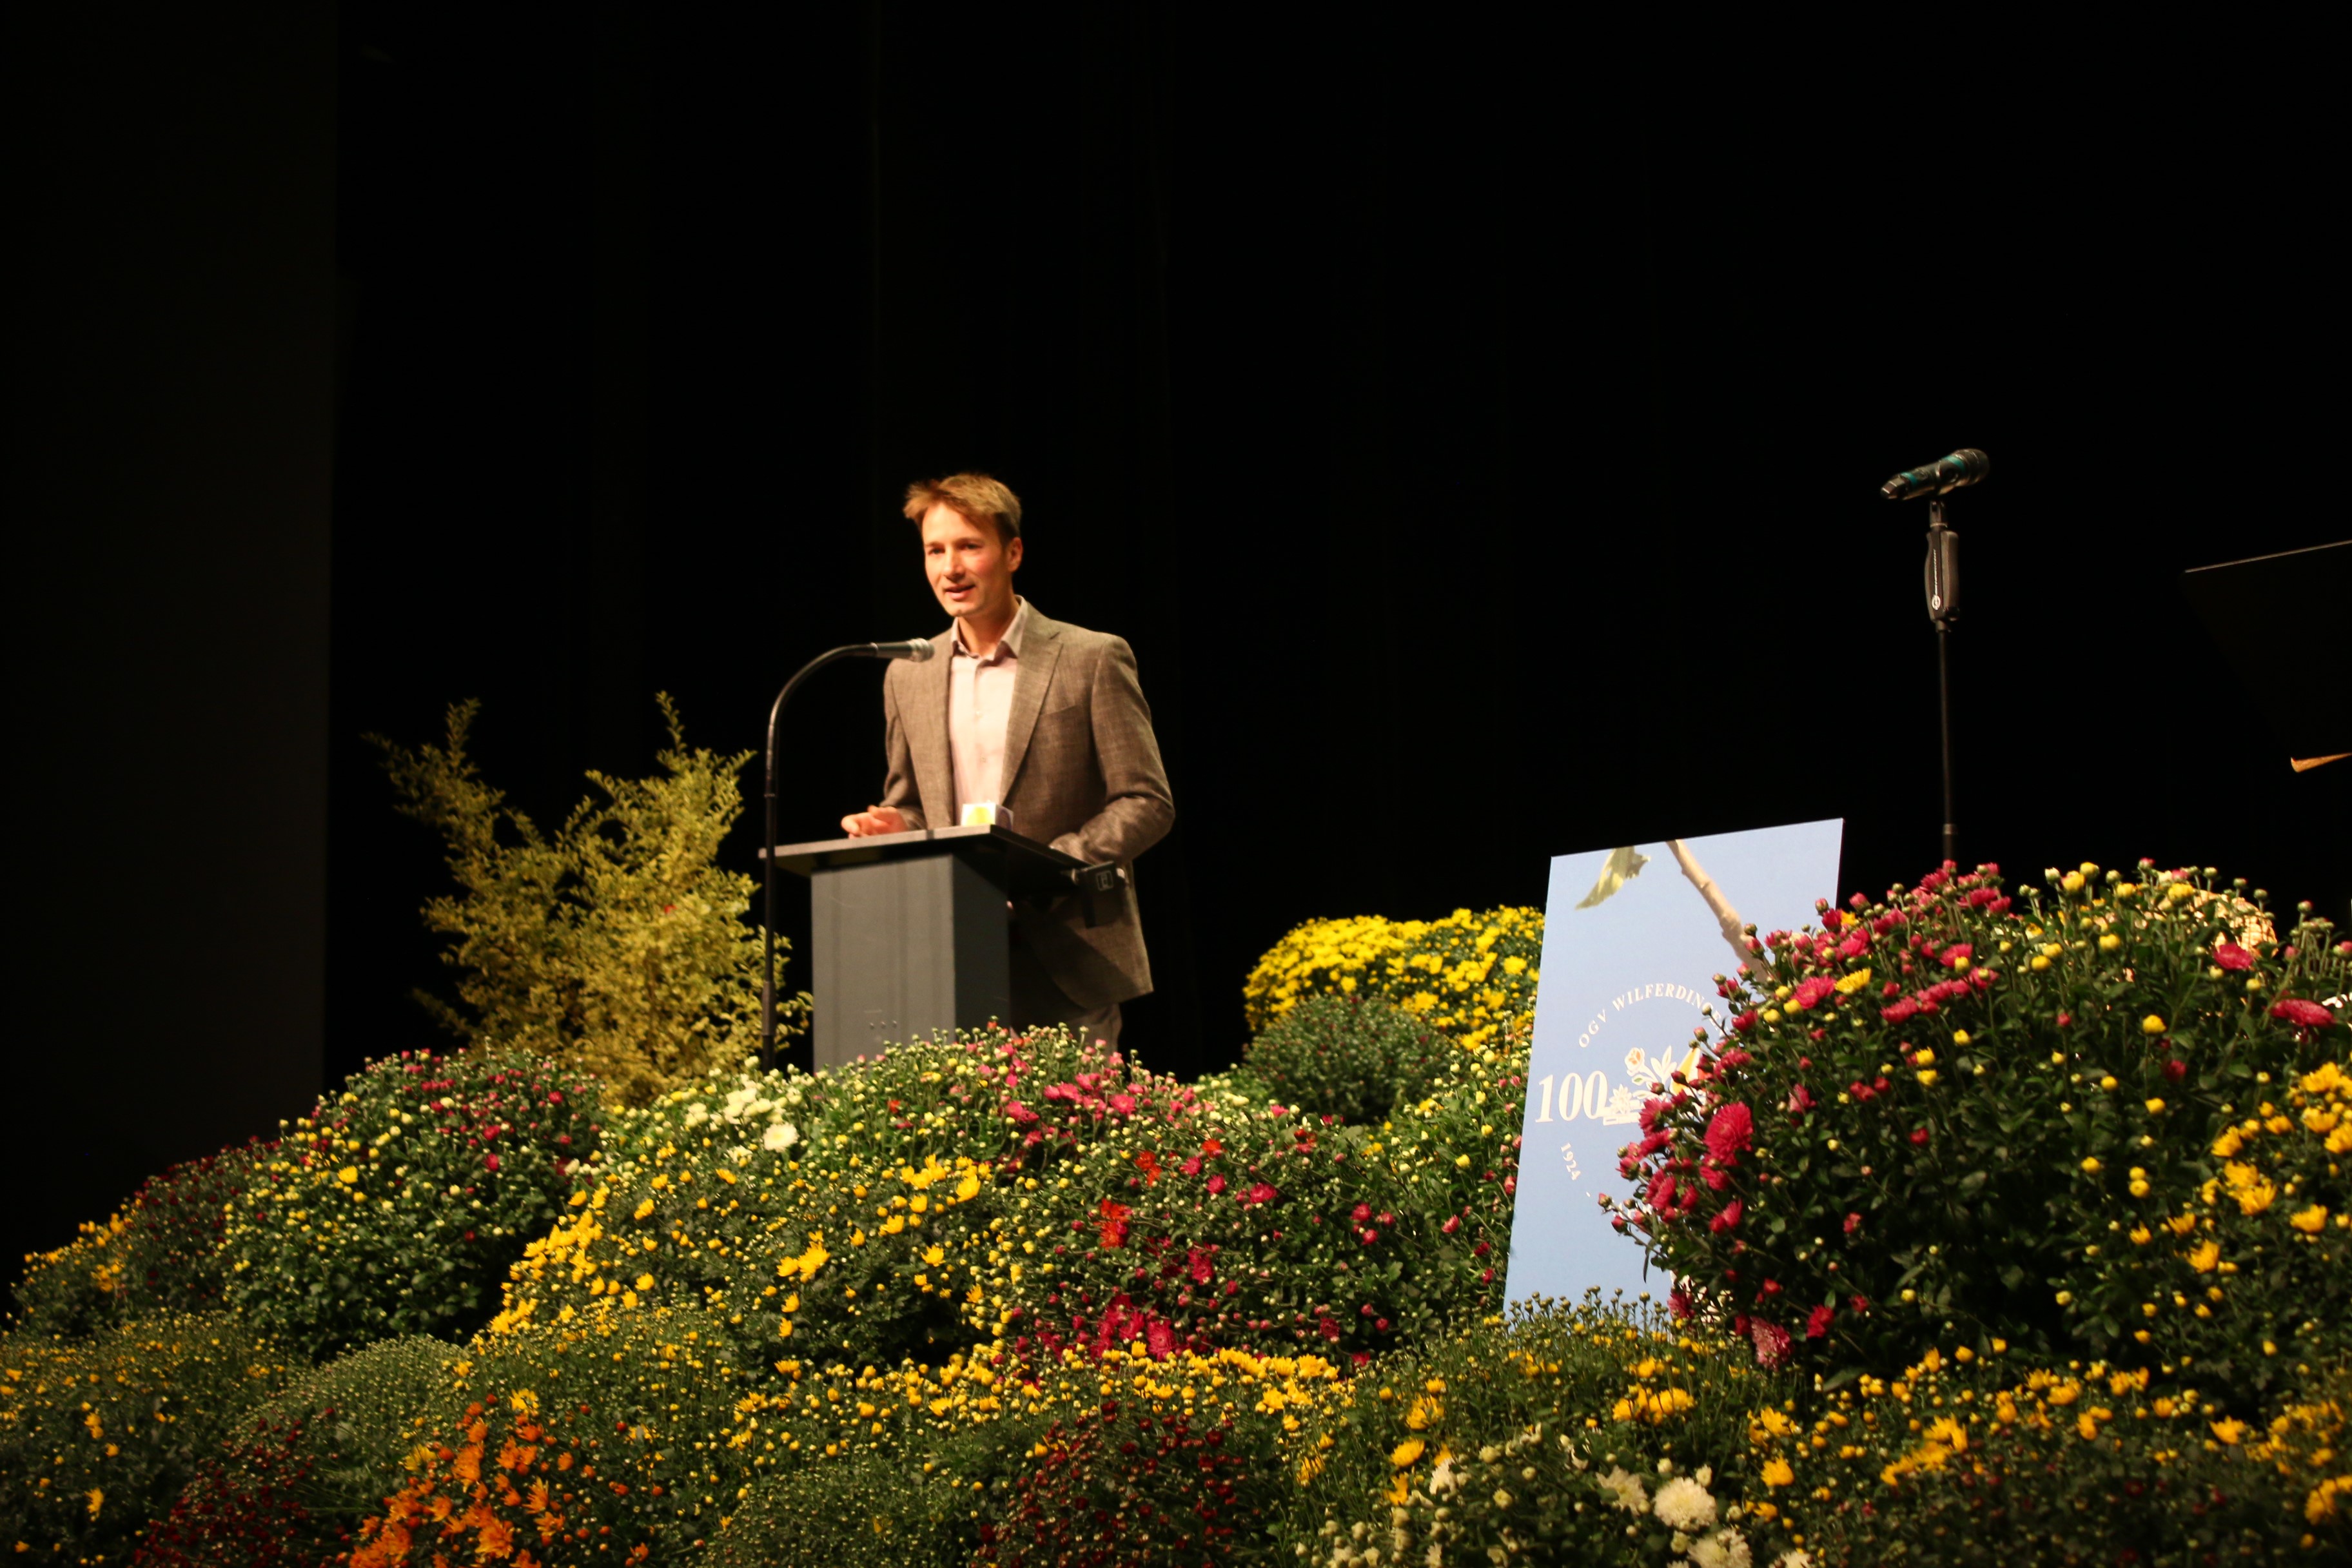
[762,640,936,1062]
[1881,449,1988,867]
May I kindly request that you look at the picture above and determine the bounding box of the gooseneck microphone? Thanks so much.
[1881,448,1990,502]
[761,635,938,1062]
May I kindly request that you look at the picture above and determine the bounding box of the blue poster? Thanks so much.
[1504,820,1844,1308]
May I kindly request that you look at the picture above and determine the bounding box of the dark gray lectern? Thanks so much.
[762,825,1084,1070]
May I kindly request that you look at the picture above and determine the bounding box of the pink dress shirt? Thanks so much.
[947,598,1030,822]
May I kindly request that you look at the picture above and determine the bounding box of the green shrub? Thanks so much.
[1627,862,2347,1384]
[1369,1021,1527,1309]
[491,1026,1202,1375]
[990,1021,1529,1366]
[977,1395,1285,1567]
[713,1339,1335,1568]
[345,1302,758,1567]
[373,694,808,1107]
[0,1311,299,1563]
[1278,1293,1794,1567]
[221,1050,602,1358]
[707,1418,1039,1568]
[1244,906,1543,1052]
[11,1146,264,1340]
[2142,1052,2352,1408]
[237,1335,466,1538]
[1242,993,1456,1124]
[1759,1348,2351,1563]
[131,1414,335,1567]
[1187,1066,1276,1106]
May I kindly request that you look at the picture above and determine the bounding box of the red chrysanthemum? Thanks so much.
[1704,1101,1754,1164]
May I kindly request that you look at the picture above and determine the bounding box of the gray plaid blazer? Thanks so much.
[877,607,1175,1007]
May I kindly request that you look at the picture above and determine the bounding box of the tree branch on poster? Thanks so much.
[1667,838,1753,977]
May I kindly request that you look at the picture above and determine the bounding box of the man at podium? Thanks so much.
[841,473,1175,1047]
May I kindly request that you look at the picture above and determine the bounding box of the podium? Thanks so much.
[761,825,1085,1070]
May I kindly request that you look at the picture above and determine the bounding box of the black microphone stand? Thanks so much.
[761,645,889,1066]
[1924,501,1960,866]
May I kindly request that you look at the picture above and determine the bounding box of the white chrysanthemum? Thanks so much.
[1690,1531,1752,1568]
[1596,1467,1649,1514]
[1774,1553,1814,1568]
[763,1121,799,1152]
[1429,1454,1464,1494]
[683,1102,710,1126]
[1653,1475,1718,1532]
[724,1084,776,1122]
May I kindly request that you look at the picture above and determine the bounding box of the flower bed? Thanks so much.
[4,868,2346,1563]
[1245,906,1543,1051]
[12,1147,267,1339]
[1623,863,2349,1393]
[221,1050,605,1358]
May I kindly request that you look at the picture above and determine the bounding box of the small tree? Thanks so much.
[372,694,805,1104]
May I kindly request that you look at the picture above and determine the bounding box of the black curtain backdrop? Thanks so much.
[8,2,335,1291]
[11,5,2344,1284]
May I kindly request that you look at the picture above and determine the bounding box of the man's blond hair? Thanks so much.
[904,473,1023,545]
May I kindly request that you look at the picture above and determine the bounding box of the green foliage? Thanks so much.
[1244,906,1543,1051]
[1629,861,2347,1385]
[133,1414,338,1567]
[707,1419,1037,1568]
[1242,992,1457,1124]
[712,1339,1329,1568]
[373,694,807,1107]
[1367,1024,1527,1309]
[2146,1052,2352,1409]
[1013,1030,1529,1363]
[220,1050,602,1359]
[0,1311,300,1563]
[1763,1350,2351,1564]
[491,1026,1199,1376]
[979,1395,1286,1567]
[1280,1293,1793,1568]
[10,1146,263,1340]
[346,1302,759,1566]
[239,1334,466,1534]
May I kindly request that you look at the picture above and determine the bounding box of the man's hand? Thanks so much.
[841,805,908,838]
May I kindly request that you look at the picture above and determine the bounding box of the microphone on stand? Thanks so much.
[1881,448,1990,502]
[1876,449,1988,870]
[760,635,937,1064]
